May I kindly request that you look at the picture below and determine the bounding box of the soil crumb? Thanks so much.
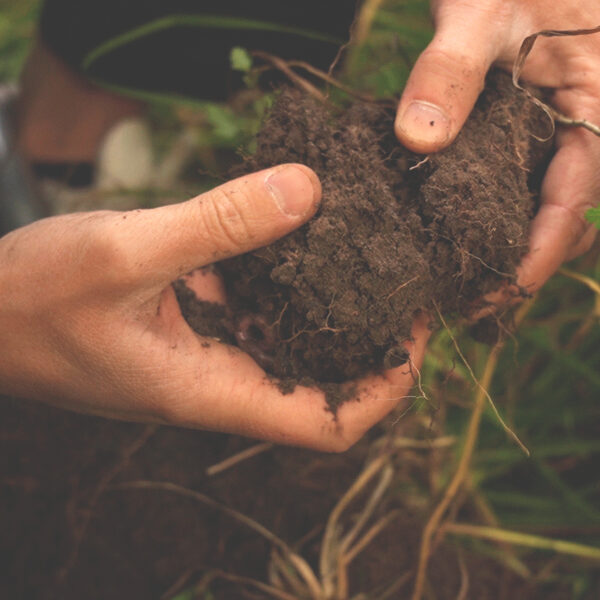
[178,70,551,403]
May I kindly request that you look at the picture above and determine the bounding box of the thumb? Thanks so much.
[112,164,321,287]
[395,3,508,153]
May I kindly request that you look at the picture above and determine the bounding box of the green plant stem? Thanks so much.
[444,523,600,561]
[83,14,341,71]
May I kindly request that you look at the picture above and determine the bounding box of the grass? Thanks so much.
[0,0,39,81]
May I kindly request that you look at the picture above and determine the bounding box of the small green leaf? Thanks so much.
[230,46,252,72]
[170,589,195,600]
[585,205,600,229]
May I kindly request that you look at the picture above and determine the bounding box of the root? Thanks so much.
[385,275,420,300]
[320,453,390,597]
[56,424,158,586]
[251,50,387,106]
[112,480,324,599]
[252,50,331,106]
[409,156,430,171]
[433,302,529,456]
[513,26,600,138]
[407,359,436,411]
[205,442,273,477]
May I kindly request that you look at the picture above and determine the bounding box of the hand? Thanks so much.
[395,0,600,300]
[0,165,429,451]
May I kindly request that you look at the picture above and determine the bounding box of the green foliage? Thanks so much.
[0,0,40,81]
[585,206,600,229]
[344,0,433,97]
[230,46,253,73]
[170,590,195,600]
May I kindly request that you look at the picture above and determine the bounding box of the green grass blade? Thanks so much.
[446,523,600,561]
[83,14,342,71]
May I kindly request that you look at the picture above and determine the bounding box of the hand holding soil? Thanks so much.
[395,0,600,301]
[0,165,429,451]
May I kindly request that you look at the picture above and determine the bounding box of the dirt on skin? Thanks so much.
[177,70,552,403]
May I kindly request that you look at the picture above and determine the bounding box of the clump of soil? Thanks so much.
[178,70,551,394]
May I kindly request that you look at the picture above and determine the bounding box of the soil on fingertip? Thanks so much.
[177,70,552,406]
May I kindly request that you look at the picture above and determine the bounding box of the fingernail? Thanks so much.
[396,101,451,151]
[266,165,319,217]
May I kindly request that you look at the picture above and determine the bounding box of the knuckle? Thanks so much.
[200,187,254,254]
[421,45,487,90]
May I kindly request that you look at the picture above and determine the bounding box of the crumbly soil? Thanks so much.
[178,70,552,400]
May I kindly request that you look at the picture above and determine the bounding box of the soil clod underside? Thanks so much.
[179,70,552,396]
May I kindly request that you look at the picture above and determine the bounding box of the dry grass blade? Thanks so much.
[57,424,158,584]
[433,303,529,456]
[411,299,535,600]
[334,465,395,600]
[252,50,330,105]
[344,509,402,566]
[444,523,600,561]
[286,60,378,103]
[512,26,600,138]
[339,464,394,554]
[374,435,456,452]
[205,442,273,476]
[336,510,402,600]
[374,571,413,600]
[456,549,469,600]
[410,344,501,600]
[113,480,324,599]
[559,267,600,300]
[252,50,380,105]
[354,0,386,45]
[320,454,389,598]
[269,549,312,598]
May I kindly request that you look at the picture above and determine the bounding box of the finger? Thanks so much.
[395,1,515,153]
[333,312,432,445]
[156,294,430,451]
[476,127,600,312]
[517,132,599,293]
[102,164,321,288]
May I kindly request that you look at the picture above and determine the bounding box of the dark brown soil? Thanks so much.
[1,398,583,600]
[178,70,552,395]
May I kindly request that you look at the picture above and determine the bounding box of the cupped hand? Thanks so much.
[395,0,600,300]
[0,165,429,451]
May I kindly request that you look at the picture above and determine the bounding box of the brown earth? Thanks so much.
[178,70,552,404]
[0,398,581,600]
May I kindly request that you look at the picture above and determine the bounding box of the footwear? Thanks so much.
[0,85,48,236]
